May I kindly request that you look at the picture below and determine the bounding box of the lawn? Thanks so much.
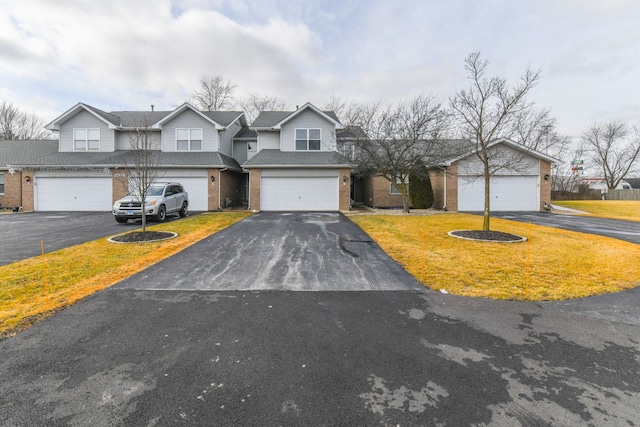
[552,200,640,222]
[0,212,251,339]
[350,213,640,301]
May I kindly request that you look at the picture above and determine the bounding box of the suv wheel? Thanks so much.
[155,205,166,222]
[179,202,188,218]
[115,216,128,224]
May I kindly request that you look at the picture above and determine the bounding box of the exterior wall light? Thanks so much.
[343,175,347,184]
[25,175,31,183]
[544,174,550,181]
[211,176,215,183]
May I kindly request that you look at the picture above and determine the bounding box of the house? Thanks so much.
[8,102,247,212]
[243,103,353,211]
[361,138,558,212]
[5,101,353,213]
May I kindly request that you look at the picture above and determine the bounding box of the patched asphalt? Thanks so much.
[1,211,639,425]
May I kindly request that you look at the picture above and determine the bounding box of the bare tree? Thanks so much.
[581,121,640,190]
[356,94,448,213]
[190,75,236,111]
[449,52,542,230]
[507,108,571,160]
[126,118,163,233]
[239,93,287,123]
[0,100,53,140]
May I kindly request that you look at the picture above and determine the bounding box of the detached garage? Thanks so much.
[35,171,112,211]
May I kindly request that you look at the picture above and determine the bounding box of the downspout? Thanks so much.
[442,166,447,211]
[218,167,228,210]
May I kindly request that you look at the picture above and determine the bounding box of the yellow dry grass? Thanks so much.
[552,200,640,222]
[351,213,640,301]
[0,212,251,338]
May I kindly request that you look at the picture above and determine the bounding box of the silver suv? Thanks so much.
[113,182,189,223]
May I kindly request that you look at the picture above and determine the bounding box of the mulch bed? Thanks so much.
[449,230,526,243]
[109,231,176,243]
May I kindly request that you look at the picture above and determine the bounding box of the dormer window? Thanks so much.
[295,128,321,151]
[176,128,203,151]
[74,128,100,151]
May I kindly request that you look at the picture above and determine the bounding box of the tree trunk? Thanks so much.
[483,170,491,231]
[402,193,410,213]
[141,197,147,233]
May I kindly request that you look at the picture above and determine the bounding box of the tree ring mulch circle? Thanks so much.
[448,230,526,243]
[108,231,177,244]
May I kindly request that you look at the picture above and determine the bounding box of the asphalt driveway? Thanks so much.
[0,211,185,265]
[116,211,422,291]
[491,211,640,244]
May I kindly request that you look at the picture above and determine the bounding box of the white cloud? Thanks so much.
[0,0,639,138]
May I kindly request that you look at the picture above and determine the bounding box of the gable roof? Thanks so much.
[442,138,561,166]
[46,103,122,131]
[46,102,246,132]
[251,102,343,130]
[0,140,59,169]
[242,149,353,169]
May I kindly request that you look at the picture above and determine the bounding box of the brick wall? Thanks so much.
[207,168,219,210]
[540,160,551,211]
[248,169,261,211]
[21,169,34,212]
[365,175,407,208]
[339,168,350,210]
[112,169,129,203]
[445,163,458,211]
[0,170,23,208]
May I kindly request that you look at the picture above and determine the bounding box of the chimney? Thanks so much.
[151,104,155,112]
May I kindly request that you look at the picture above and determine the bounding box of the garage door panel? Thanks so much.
[459,176,538,211]
[159,177,208,211]
[262,177,338,211]
[36,177,112,211]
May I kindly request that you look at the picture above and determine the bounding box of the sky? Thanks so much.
[1,0,639,137]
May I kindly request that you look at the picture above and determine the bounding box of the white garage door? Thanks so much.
[160,177,208,211]
[36,177,112,211]
[458,175,539,211]
[261,177,338,211]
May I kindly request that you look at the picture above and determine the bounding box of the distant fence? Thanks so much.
[606,189,640,200]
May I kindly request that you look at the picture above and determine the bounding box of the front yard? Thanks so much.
[351,213,640,301]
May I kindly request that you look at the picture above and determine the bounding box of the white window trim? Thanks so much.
[390,177,409,195]
[295,128,322,151]
[73,128,100,151]
[176,128,204,151]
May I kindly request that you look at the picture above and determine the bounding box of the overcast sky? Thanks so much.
[1,0,639,137]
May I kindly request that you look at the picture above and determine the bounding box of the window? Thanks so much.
[176,128,203,151]
[295,128,321,151]
[74,128,100,150]
[391,177,408,194]
[0,173,4,194]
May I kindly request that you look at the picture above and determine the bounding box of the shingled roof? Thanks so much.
[0,140,59,169]
[242,149,353,168]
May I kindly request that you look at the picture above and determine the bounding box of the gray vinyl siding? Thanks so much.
[219,118,241,157]
[116,130,162,150]
[59,110,115,152]
[280,110,337,152]
[458,144,539,176]
[258,132,280,150]
[233,140,248,164]
[161,109,220,152]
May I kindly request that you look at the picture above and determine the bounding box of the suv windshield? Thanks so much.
[148,186,164,196]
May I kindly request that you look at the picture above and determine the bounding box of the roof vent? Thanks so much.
[151,105,155,112]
